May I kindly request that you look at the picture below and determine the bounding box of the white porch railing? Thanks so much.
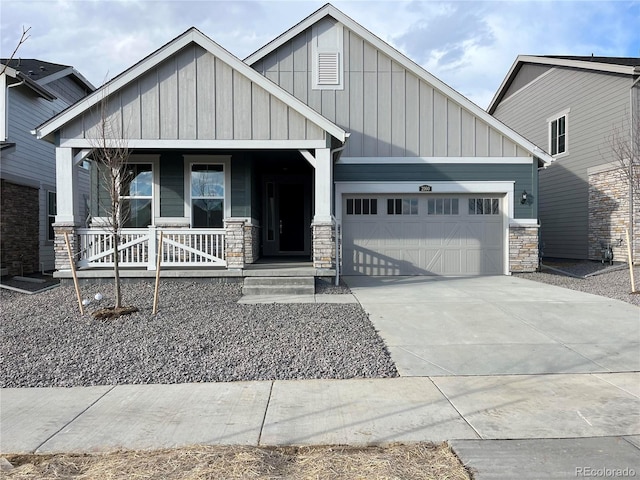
[77,227,226,269]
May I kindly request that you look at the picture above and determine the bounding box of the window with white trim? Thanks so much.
[548,110,569,156]
[387,198,418,215]
[346,198,377,215]
[47,191,56,241]
[191,164,224,228]
[121,164,153,228]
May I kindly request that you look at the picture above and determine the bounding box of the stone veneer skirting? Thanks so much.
[244,222,260,265]
[588,164,639,263]
[509,225,539,273]
[312,222,335,270]
[1,180,40,275]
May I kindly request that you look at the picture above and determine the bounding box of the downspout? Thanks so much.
[4,79,25,141]
[629,74,640,264]
[330,133,350,286]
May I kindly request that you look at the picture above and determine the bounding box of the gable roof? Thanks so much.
[245,3,554,165]
[36,28,346,143]
[488,55,640,114]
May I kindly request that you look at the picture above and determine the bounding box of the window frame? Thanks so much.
[547,109,570,157]
[120,162,154,228]
[47,190,56,242]
[184,155,231,229]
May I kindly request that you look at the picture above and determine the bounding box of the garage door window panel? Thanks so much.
[388,198,418,215]
[346,198,377,215]
[427,198,459,215]
[469,198,500,215]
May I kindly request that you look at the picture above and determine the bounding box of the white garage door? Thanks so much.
[342,194,504,275]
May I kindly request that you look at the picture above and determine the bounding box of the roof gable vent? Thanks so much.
[317,52,340,85]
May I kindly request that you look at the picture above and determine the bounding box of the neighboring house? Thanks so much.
[489,55,640,262]
[35,4,552,278]
[0,59,94,275]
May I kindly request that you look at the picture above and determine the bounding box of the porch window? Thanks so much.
[191,164,224,228]
[121,164,153,228]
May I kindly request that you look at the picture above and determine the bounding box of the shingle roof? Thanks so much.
[0,58,71,82]
[542,55,640,67]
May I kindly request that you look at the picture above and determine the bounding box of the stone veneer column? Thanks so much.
[224,218,246,269]
[312,221,335,269]
[509,225,539,273]
[243,222,260,265]
[53,223,79,271]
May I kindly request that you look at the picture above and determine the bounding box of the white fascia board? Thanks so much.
[519,55,637,76]
[38,28,346,143]
[59,138,329,150]
[337,156,534,165]
[247,5,550,165]
[38,67,96,92]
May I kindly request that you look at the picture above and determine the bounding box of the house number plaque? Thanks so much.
[419,185,432,192]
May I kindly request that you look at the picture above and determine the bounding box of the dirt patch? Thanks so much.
[1,443,472,479]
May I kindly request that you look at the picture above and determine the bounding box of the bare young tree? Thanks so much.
[88,92,135,313]
[608,109,640,201]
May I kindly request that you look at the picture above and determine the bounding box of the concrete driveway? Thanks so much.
[344,275,640,377]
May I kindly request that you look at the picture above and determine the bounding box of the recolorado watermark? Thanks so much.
[576,466,637,477]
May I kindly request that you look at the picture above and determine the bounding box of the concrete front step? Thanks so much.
[242,276,315,295]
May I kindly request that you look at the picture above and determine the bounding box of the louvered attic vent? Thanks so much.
[317,52,340,85]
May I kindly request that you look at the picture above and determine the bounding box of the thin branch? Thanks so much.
[0,26,31,76]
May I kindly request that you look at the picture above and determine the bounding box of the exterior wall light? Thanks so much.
[521,190,528,204]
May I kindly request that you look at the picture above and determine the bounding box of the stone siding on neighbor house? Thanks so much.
[509,225,539,272]
[588,164,639,263]
[312,222,335,269]
[1,180,40,275]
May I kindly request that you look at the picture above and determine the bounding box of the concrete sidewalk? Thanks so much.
[2,374,639,454]
[1,276,639,478]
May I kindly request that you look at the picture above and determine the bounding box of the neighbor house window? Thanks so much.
[387,198,418,215]
[120,164,153,228]
[47,191,56,241]
[548,110,569,156]
[191,164,224,228]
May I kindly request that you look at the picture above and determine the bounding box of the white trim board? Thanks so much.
[337,156,534,165]
[58,138,330,150]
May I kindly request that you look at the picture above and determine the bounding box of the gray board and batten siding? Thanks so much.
[492,66,633,258]
[250,18,532,160]
[61,44,325,142]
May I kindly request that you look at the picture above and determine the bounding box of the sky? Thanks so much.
[1,0,639,109]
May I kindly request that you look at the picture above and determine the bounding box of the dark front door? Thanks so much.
[263,175,311,256]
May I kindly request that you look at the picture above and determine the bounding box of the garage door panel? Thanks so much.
[343,194,504,276]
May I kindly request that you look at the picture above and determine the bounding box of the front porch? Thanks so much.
[53,223,337,280]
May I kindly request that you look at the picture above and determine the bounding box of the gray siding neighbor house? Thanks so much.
[1,59,94,275]
[36,4,552,278]
[489,55,640,263]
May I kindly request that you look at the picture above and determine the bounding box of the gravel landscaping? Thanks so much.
[0,281,397,388]
[515,260,640,306]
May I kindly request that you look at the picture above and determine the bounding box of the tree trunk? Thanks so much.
[113,231,122,308]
